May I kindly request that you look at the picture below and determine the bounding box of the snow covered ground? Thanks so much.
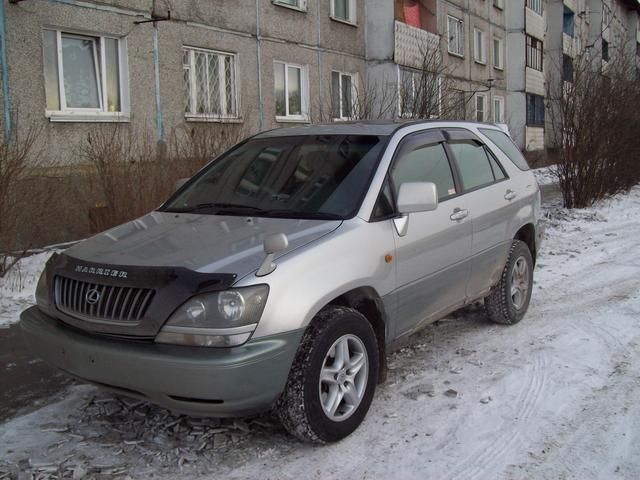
[0,251,58,329]
[2,179,640,479]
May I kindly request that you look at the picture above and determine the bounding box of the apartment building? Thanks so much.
[587,0,640,64]
[505,0,547,152]
[367,0,508,123]
[545,0,640,150]
[0,0,367,164]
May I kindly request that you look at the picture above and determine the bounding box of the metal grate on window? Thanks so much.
[183,47,238,118]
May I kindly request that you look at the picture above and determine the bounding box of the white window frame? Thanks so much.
[475,93,487,122]
[43,28,129,122]
[330,0,357,25]
[447,16,465,57]
[474,28,487,64]
[397,66,442,118]
[331,70,358,121]
[272,0,308,13]
[526,0,543,16]
[493,96,504,123]
[183,46,240,122]
[274,61,309,122]
[493,37,504,70]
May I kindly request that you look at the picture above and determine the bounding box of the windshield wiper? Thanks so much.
[163,203,264,214]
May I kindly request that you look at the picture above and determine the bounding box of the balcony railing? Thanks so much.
[394,20,441,70]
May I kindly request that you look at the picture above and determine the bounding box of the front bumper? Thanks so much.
[19,306,303,417]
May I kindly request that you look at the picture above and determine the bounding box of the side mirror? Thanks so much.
[256,233,289,277]
[396,182,438,214]
[175,178,189,191]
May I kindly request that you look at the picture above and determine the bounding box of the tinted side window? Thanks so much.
[391,143,457,201]
[449,142,495,190]
[479,128,530,171]
[487,150,507,181]
[372,180,394,219]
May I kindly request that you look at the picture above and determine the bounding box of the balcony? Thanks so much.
[394,20,441,70]
[562,33,582,57]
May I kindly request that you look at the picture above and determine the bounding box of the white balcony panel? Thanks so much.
[394,20,441,70]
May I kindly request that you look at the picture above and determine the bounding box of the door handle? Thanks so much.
[504,189,517,201]
[450,208,469,221]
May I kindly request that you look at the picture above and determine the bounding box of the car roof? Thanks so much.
[253,120,503,139]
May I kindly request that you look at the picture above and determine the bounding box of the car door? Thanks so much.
[381,130,473,339]
[444,129,520,300]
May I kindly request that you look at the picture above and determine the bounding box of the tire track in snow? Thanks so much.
[447,354,549,480]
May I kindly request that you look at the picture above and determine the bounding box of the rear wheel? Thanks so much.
[276,306,379,443]
[485,240,534,325]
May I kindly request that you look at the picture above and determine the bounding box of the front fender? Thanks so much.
[236,218,397,339]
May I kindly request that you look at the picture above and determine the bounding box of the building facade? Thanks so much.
[367,0,508,123]
[0,0,368,164]
[0,0,638,164]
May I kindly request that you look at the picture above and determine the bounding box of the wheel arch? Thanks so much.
[326,286,388,384]
[514,223,537,265]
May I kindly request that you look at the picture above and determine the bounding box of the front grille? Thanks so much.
[54,275,154,324]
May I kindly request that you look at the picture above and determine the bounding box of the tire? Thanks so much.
[485,240,534,325]
[276,306,379,443]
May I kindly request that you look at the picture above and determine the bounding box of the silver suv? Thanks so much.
[21,121,543,443]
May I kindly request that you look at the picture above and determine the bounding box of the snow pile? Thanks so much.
[2,187,640,479]
[0,251,58,328]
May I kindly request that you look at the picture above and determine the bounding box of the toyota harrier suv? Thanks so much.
[20,121,543,443]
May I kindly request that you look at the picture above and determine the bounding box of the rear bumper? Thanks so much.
[19,306,303,417]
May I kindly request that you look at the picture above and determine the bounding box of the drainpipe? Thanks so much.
[255,0,264,131]
[316,0,322,119]
[152,24,163,142]
[0,0,11,140]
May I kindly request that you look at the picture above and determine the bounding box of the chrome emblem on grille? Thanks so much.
[85,288,101,305]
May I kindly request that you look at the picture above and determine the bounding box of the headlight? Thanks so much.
[155,285,269,347]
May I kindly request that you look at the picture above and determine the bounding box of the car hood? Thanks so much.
[65,212,342,278]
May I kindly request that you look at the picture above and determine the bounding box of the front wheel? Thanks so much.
[485,240,534,325]
[276,306,379,443]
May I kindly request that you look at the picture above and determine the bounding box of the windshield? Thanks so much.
[161,134,386,219]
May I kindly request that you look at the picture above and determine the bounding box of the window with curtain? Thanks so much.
[43,29,126,116]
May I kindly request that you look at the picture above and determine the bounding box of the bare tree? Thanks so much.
[547,51,640,208]
[0,116,44,277]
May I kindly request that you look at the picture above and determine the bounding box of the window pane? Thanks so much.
[274,63,286,116]
[104,38,120,112]
[331,71,341,118]
[480,129,529,171]
[43,30,60,110]
[183,65,191,113]
[449,142,495,190]
[61,35,100,109]
[225,56,236,115]
[208,54,221,114]
[334,0,348,20]
[488,153,506,180]
[195,52,208,114]
[341,74,352,118]
[392,143,456,200]
[288,66,301,115]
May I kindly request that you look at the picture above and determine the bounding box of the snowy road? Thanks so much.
[2,184,640,479]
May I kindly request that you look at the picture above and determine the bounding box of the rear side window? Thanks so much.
[488,152,506,181]
[448,142,496,191]
[479,128,530,171]
[391,143,457,201]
